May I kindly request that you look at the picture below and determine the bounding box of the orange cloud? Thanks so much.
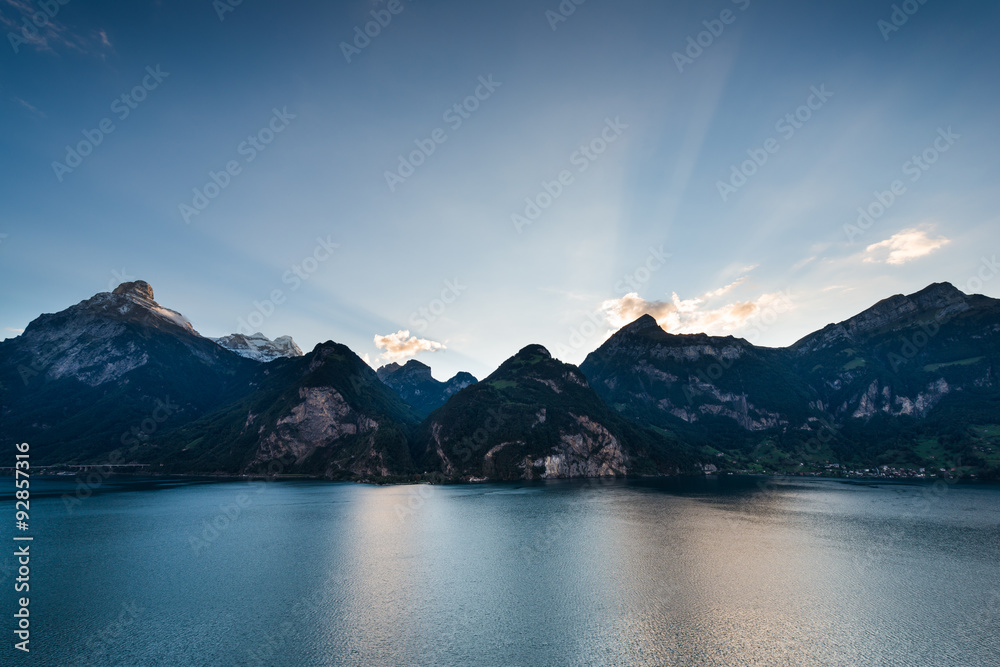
[373,330,445,364]
[600,276,793,337]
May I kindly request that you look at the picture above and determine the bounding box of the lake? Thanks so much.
[2,475,998,666]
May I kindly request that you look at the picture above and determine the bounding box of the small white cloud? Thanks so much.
[4,327,24,334]
[864,227,950,266]
[373,330,445,364]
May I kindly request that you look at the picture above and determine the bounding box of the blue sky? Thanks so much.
[1,0,998,381]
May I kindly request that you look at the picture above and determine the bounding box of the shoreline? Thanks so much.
[1,469,993,487]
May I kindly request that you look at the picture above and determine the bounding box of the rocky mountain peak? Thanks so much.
[795,283,974,353]
[620,314,661,334]
[112,280,155,302]
[376,362,401,376]
[402,359,432,372]
[377,359,433,383]
[375,359,478,418]
[448,371,477,385]
[515,344,551,361]
[911,282,967,311]
[845,283,970,335]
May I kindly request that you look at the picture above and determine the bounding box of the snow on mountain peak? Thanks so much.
[212,332,303,362]
[108,280,196,333]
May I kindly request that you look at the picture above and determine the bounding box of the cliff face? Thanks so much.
[416,345,692,481]
[0,282,258,464]
[252,387,375,463]
[580,315,817,441]
[534,414,626,479]
[160,342,421,479]
[794,282,973,354]
[790,283,999,430]
[580,284,1000,471]
[3,280,998,479]
[9,281,213,387]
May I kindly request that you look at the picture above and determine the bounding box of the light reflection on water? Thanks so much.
[2,476,998,666]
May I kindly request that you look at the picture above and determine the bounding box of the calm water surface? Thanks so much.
[1,476,998,666]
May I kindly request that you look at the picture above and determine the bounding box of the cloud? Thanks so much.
[12,96,45,117]
[791,256,816,271]
[1,0,113,56]
[864,227,950,265]
[702,276,748,298]
[4,328,24,334]
[599,276,794,338]
[373,330,445,364]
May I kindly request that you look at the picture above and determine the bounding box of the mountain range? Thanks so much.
[1,280,997,481]
[376,360,477,418]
